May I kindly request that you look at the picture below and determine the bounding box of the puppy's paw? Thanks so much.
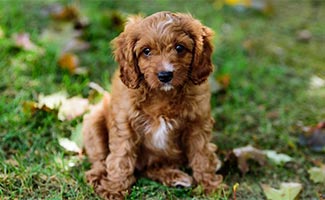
[193,172,223,194]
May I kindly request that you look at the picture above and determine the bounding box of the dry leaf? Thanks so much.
[58,138,81,153]
[13,33,38,51]
[62,38,90,53]
[217,74,231,89]
[261,182,302,200]
[296,29,312,43]
[310,76,325,89]
[233,145,267,174]
[38,91,68,110]
[58,53,79,73]
[299,122,325,152]
[308,165,325,184]
[58,96,89,121]
[223,0,274,15]
[0,26,4,39]
[51,5,79,21]
[70,123,84,150]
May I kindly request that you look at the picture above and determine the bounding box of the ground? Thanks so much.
[0,0,324,199]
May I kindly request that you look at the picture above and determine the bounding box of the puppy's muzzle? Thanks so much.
[158,71,173,83]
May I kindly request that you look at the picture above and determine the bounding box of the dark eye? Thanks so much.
[143,48,151,56]
[175,44,185,54]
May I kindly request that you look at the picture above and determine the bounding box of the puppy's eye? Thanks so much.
[143,48,151,56]
[175,44,185,54]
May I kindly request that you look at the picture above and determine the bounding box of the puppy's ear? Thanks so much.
[112,16,143,89]
[190,26,214,85]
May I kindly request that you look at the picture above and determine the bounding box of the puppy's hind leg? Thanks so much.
[82,97,110,187]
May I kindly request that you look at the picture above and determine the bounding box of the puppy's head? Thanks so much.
[112,11,214,90]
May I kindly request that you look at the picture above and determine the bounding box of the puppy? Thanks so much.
[83,11,222,199]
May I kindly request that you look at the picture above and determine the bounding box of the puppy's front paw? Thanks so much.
[193,172,223,194]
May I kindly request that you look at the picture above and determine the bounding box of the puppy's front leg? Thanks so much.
[97,124,138,199]
[185,118,223,195]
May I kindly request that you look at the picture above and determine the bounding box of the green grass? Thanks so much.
[1,0,324,199]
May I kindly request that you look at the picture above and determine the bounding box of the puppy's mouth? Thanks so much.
[160,83,174,92]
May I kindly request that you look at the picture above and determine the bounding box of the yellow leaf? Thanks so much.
[0,26,4,39]
[308,165,325,184]
[261,182,302,200]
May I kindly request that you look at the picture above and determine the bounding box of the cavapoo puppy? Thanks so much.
[83,11,223,199]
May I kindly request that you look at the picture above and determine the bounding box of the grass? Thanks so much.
[1,0,324,199]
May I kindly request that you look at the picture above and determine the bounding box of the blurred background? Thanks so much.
[0,0,324,199]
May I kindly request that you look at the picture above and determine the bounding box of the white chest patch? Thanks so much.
[152,117,172,150]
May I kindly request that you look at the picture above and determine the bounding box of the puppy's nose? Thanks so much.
[158,71,173,83]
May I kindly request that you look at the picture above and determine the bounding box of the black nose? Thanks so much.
[158,71,173,83]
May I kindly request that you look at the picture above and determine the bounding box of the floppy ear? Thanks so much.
[112,16,143,89]
[190,26,214,85]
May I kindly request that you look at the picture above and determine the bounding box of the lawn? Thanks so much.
[0,0,324,199]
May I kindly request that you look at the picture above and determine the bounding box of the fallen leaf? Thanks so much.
[40,23,82,51]
[13,33,38,51]
[261,182,302,200]
[217,74,231,90]
[70,123,84,150]
[51,5,79,21]
[58,53,79,73]
[308,164,325,184]
[299,122,325,152]
[0,26,4,39]
[263,150,292,165]
[38,91,68,110]
[310,76,325,89]
[58,96,89,121]
[232,145,267,174]
[58,138,81,153]
[296,29,312,43]
[223,0,274,15]
[62,38,90,53]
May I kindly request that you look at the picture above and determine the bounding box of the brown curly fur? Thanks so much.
[83,11,223,199]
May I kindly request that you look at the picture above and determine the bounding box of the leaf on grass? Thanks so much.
[308,164,325,184]
[261,182,302,200]
[223,0,274,15]
[13,33,39,51]
[263,150,292,165]
[71,123,84,150]
[58,138,81,153]
[296,29,312,43]
[299,122,325,152]
[0,26,4,39]
[310,76,325,89]
[233,145,267,174]
[58,96,89,121]
[38,91,68,110]
[62,38,90,53]
[58,53,79,73]
[50,5,79,21]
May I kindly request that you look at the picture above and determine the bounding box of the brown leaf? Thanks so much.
[58,53,79,73]
[51,5,79,21]
[299,122,325,152]
[233,145,267,174]
[217,74,231,89]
